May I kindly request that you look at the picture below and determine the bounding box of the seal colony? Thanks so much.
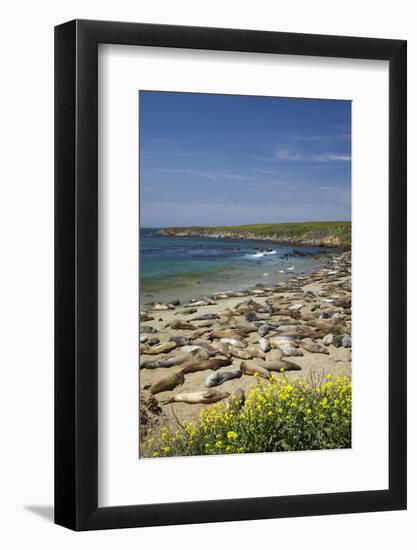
[139,251,352,456]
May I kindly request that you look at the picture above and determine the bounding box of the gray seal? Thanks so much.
[205,369,242,388]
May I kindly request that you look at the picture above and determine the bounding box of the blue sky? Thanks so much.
[140,91,351,227]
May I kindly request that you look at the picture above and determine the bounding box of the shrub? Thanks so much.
[148,372,351,458]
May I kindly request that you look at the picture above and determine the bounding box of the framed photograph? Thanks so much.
[55,20,406,530]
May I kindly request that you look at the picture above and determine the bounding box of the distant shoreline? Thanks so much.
[156,221,351,249]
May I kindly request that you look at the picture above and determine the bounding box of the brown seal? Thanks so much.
[208,329,248,340]
[279,344,304,357]
[263,360,301,372]
[239,360,271,380]
[301,342,329,354]
[162,388,230,405]
[182,358,231,374]
[141,342,177,355]
[146,371,185,395]
[169,321,198,330]
[141,348,209,369]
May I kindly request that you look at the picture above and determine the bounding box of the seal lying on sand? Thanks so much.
[145,371,185,395]
[140,313,154,322]
[141,342,177,355]
[141,348,209,369]
[169,336,191,347]
[279,344,304,357]
[301,342,329,354]
[182,358,231,374]
[191,313,220,321]
[269,336,299,348]
[218,343,265,360]
[240,360,271,380]
[180,344,217,356]
[209,329,248,340]
[205,369,242,387]
[263,359,301,372]
[223,347,253,360]
[162,388,230,405]
[259,337,271,352]
[219,337,247,349]
[169,321,198,330]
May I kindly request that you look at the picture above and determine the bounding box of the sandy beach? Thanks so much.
[139,251,351,457]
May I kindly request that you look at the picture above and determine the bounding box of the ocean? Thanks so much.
[140,228,336,304]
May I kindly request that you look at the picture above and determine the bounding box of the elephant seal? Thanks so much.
[140,313,154,322]
[191,313,220,321]
[219,337,247,349]
[141,342,177,355]
[141,325,157,334]
[209,329,248,340]
[259,337,271,352]
[181,358,231,374]
[301,342,329,354]
[288,303,305,311]
[146,336,160,346]
[146,371,185,395]
[263,360,301,372]
[307,320,344,335]
[151,303,170,311]
[192,327,213,338]
[258,324,273,337]
[162,388,230,405]
[322,333,343,347]
[222,346,253,360]
[186,299,209,307]
[180,344,217,356]
[264,346,278,358]
[169,321,198,330]
[269,336,299,348]
[234,319,258,333]
[169,336,191,347]
[141,348,209,369]
[175,307,197,316]
[273,325,311,337]
[205,369,242,387]
[246,346,266,360]
[342,334,352,348]
[279,344,303,357]
[240,361,271,380]
[219,344,263,360]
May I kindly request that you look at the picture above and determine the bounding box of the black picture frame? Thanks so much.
[55,19,407,531]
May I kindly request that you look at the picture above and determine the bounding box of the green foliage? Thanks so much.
[147,372,352,457]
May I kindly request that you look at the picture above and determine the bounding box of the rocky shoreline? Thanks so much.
[156,222,351,249]
[139,251,352,457]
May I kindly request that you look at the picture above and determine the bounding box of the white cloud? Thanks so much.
[142,168,252,181]
[203,172,251,181]
[275,148,351,162]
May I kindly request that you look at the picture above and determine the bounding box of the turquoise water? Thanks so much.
[140,228,335,304]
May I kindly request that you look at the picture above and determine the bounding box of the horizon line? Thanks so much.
[141,219,351,229]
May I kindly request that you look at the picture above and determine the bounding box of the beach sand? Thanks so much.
[139,251,351,456]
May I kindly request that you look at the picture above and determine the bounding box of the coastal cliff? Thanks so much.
[157,221,351,249]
